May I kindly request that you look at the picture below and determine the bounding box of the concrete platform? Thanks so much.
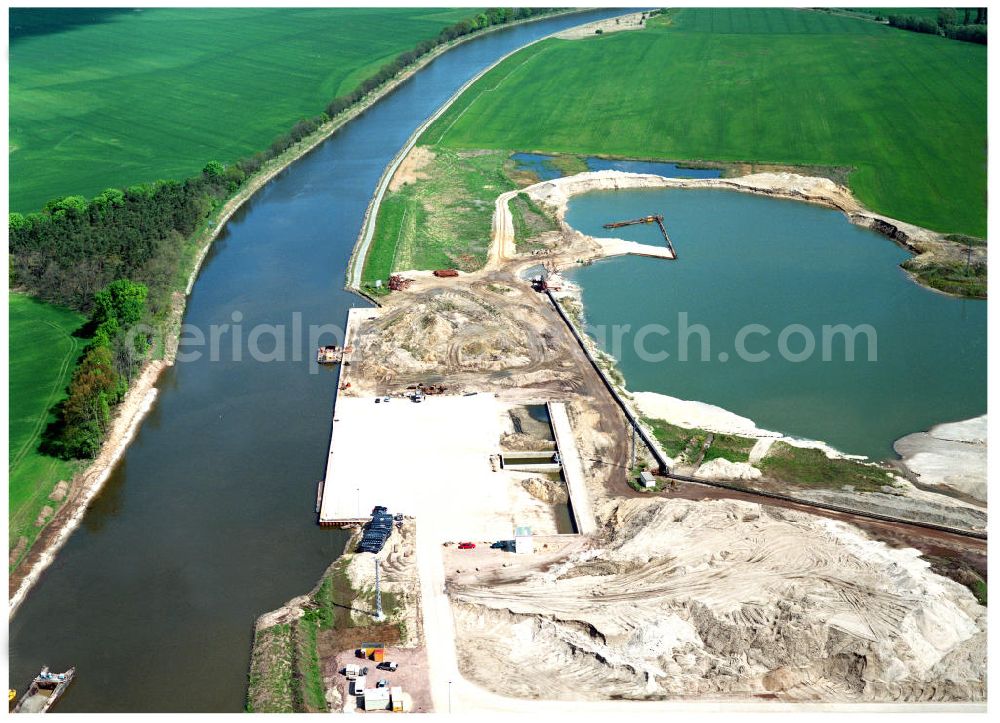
[548,402,597,535]
[321,393,552,541]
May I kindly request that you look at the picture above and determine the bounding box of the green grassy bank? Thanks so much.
[247,553,403,713]
[8,294,86,567]
[426,7,987,237]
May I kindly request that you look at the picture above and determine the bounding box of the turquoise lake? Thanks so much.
[564,188,986,459]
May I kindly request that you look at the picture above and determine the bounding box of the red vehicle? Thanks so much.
[457,542,475,550]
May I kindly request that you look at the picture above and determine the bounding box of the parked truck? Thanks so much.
[352,675,367,696]
[341,664,369,679]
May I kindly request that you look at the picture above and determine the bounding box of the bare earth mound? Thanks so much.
[348,278,585,397]
[450,498,985,702]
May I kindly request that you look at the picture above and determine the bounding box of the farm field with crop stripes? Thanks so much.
[428,7,986,237]
[8,7,472,212]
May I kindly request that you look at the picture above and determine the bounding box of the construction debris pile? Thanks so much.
[449,498,986,703]
[388,274,413,292]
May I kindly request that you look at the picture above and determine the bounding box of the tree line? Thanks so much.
[44,279,151,458]
[887,9,987,44]
[10,162,241,313]
[323,8,554,117]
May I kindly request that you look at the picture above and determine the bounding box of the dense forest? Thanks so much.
[10,163,240,313]
[11,7,556,459]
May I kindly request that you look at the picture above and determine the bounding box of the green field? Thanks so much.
[427,7,986,237]
[8,294,86,565]
[9,7,472,212]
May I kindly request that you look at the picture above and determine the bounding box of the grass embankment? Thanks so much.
[360,147,564,292]
[758,442,893,493]
[902,258,987,298]
[8,7,473,212]
[642,416,754,466]
[427,7,987,238]
[7,294,86,568]
[510,192,559,251]
[641,416,894,493]
[362,149,516,290]
[247,554,403,713]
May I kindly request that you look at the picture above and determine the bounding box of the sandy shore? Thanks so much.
[9,364,164,615]
[630,390,863,460]
[553,11,647,39]
[894,415,987,503]
[527,169,895,235]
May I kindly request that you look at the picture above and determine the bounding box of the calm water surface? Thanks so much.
[7,9,625,712]
[565,188,986,459]
[511,151,722,181]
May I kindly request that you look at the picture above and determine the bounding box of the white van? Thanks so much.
[352,676,367,696]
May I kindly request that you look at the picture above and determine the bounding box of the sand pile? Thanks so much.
[697,458,762,481]
[895,415,987,503]
[354,288,533,376]
[501,432,556,451]
[450,498,985,702]
[518,476,568,504]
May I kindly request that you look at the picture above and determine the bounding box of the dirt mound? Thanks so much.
[501,432,555,451]
[519,477,568,504]
[389,146,435,192]
[450,498,985,702]
[346,278,586,397]
[354,289,534,377]
[34,506,54,527]
[48,481,69,502]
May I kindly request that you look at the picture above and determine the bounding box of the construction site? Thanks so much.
[250,165,986,712]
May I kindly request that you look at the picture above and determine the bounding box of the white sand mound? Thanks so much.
[895,415,987,503]
[633,391,768,437]
[451,498,985,702]
[697,457,762,481]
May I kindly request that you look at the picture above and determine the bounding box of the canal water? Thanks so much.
[564,188,987,459]
[6,10,624,713]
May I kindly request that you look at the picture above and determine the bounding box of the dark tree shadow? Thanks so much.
[9,8,133,42]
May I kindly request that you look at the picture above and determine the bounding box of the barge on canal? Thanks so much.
[317,344,348,364]
[11,667,75,713]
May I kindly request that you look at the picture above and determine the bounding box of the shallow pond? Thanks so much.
[564,188,986,459]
